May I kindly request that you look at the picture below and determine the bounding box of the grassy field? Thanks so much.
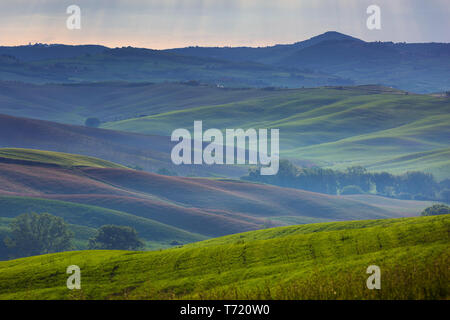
[0,114,244,177]
[1,83,448,179]
[0,214,448,300]
[0,148,125,169]
[0,215,450,299]
[102,86,450,179]
[0,148,433,243]
[0,195,205,249]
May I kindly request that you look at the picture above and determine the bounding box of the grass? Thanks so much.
[1,83,448,178]
[0,214,448,300]
[3,150,426,238]
[0,195,206,246]
[0,148,125,169]
[102,86,450,179]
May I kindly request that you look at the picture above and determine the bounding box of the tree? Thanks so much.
[157,167,178,176]
[340,185,364,195]
[0,229,11,260]
[5,212,73,258]
[420,204,450,216]
[439,189,450,204]
[342,166,371,192]
[399,172,438,198]
[89,225,144,250]
[84,117,100,128]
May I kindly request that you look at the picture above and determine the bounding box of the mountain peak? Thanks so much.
[310,31,363,42]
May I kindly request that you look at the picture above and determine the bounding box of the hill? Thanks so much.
[0,148,125,169]
[0,214,447,299]
[2,32,449,92]
[0,44,107,62]
[103,85,450,179]
[0,45,342,88]
[1,83,448,179]
[0,195,205,249]
[167,31,363,65]
[0,113,244,177]
[0,81,293,124]
[167,31,450,93]
[0,149,430,242]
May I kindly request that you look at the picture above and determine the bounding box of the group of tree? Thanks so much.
[243,160,450,202]
[88,225,144,250]
[1,213,144,260]
[421,204,450,216]
[84,117,101,128]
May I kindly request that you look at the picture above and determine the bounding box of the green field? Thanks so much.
[0,215,448,300]
[0,148,125,169]
[102,86,450,179]
[1,83,448,179]
[0,196,206,249]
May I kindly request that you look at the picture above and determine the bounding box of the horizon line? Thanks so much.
[2,31,449,51]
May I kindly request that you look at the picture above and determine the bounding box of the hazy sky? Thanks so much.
[0,0,449,49]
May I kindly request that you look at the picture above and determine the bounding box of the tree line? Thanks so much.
[243,160,450,203]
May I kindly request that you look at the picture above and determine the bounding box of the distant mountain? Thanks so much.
[0,42,345,88]
[166,31,363,64]
[1,31,448,92]
[167,31,450,93]
[275,40,450,93]
[0,44,108,62]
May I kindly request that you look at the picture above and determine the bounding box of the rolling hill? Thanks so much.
[0,114,246,177]
[0,148,125,169]
[0,149,431,245]
[0,195,205,249]
[0,81,294,124]
[0,214,447,299]
[102,85,450,179]
[1,82,448,179]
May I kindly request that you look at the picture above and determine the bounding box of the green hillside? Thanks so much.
[3,149,422,238]
[0,148,125,169]
[0,82,292,125]
[1,83,448,178]
[0,215,447,300]
[103,86,450,178]
[0,196,205,248]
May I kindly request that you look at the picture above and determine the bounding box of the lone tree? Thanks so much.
[84,117,100,128]
[89,225,144,250]
[5,212,73,258]
[420,204,450,216]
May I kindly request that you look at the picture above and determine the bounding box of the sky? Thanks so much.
[0,0,449,49]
